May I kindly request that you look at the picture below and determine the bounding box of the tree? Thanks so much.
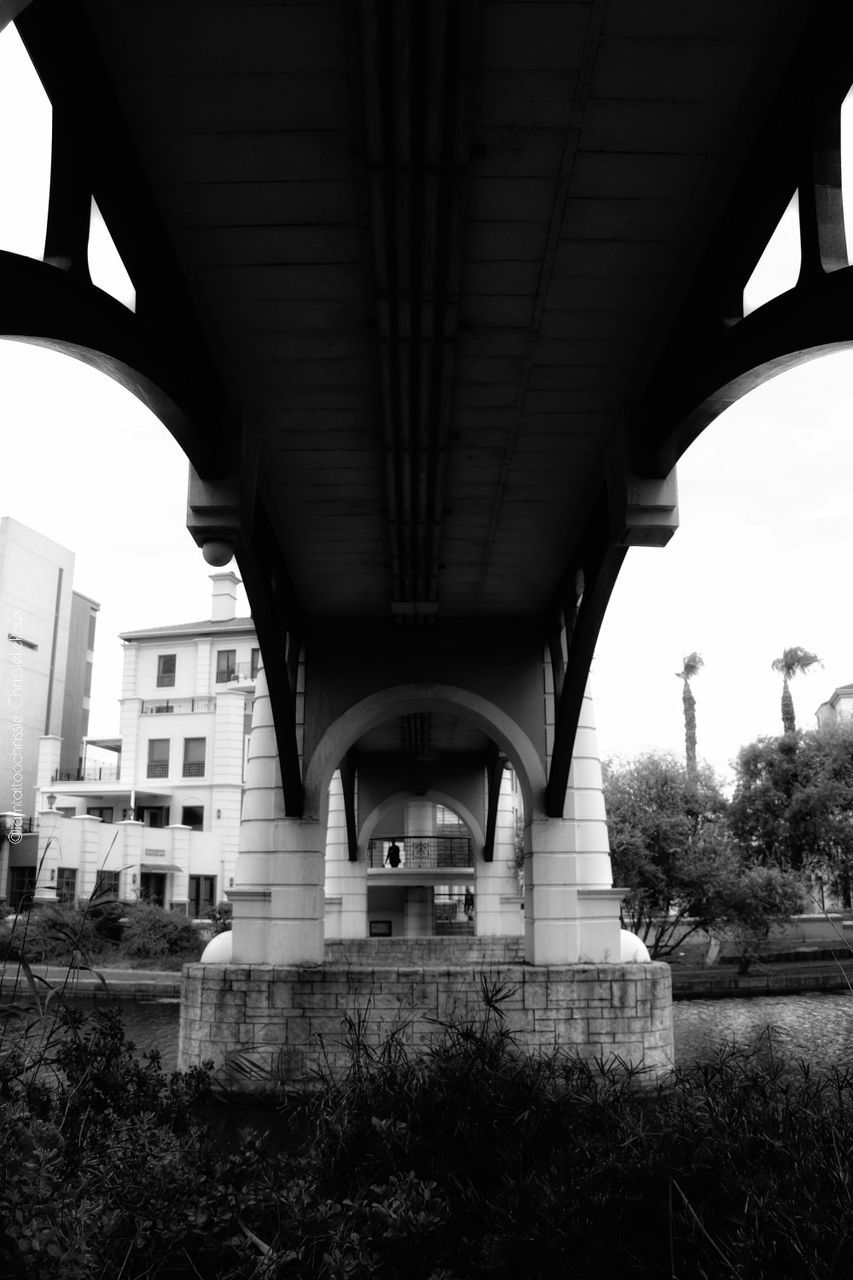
[771,646,821,735]
[603,752,734,957]
[719,865,806,974]
[730,723,853,903]
[676,651,704,786]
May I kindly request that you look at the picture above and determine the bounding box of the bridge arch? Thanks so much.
[303,683,546,827]
[358,790,486,857]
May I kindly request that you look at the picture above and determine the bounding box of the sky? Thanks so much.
[1,23,853,789]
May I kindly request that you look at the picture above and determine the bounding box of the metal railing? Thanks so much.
[147,761,169,778]
[367,834,472,869]
[182,761,205,777]
[52,765,119,782]
[225,662,257,683]
[141,697,216,714]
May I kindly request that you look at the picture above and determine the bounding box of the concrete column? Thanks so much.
[404,885,433,937]
[195,639,212,697]
[71,815,104,905]
[323,770,367,939]
[229,666,324,964]
[213,689,245,785]
[475,768,523,937]
[118,820,144,902]
[167,823,191,910]
[118,700,139,787]
[36,735,62,792]
[524,681,622,964]
[33,807,63,905]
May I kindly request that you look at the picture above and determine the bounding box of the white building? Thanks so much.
[29,569,524,939]
[816,683,853,729]
[33,572,254,917]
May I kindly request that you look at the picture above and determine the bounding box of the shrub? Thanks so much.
[0,906,109,965]
[119,903,200,959]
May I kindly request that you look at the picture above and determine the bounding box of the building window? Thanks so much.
[189,875,217,918]
[8,867,35,911]
[93,870,120,901]
[182,804,204,831]
[183,738,206,777]
[147,739,170,778]
[56,867,77,906]
[156,654,176,687]
[86,806,114,824]
[250,647,260,679]
[87,612,97,650]
[215,649,236,683]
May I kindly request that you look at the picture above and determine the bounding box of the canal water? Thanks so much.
[66,989,853,1076]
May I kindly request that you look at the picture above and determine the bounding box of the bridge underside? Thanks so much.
[6,0,853,1078]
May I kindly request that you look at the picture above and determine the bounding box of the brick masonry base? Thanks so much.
[180,961,674,1091]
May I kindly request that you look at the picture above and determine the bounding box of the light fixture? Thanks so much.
[49,868,55,881]
[46,793,57,809]
[216,808,221,819]
[202,539,233,567]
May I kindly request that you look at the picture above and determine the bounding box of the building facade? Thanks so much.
[27,570,526,938]
[31,571,254,915]
[0,517,98,906]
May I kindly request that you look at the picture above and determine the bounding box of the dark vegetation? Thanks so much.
[2,973,853,1279]
[0,901,204,968]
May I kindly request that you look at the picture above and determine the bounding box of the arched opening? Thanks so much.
[310,691,533,944]
[595,348,853,791]
[0,26,255,917]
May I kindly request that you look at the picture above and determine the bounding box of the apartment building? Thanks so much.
[0,517,98,905]
[32,572,254,916]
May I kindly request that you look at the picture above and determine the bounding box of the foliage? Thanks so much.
[771,645,821,735]
[119,902,201,959]
[730,724,853,900]
[718,864,807,973]
[603,752,735,956]
[0,906,112,965]
[4,974,853,1278]
[0,902,203,968]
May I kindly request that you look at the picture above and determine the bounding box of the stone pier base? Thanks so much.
[180,958,673,1091]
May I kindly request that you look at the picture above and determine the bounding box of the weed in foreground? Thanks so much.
[2,973,853,1277]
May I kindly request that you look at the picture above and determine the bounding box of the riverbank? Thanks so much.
[4,955,853,1004]
[0,963,181,1000]
[671,954,853,999]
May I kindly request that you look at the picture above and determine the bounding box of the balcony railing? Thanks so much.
[52,766,119,783]
[147,761,169,779]
[367,834,472,870]
[224,662,257,683]
[141,697,216,715]
[182,761,205,777]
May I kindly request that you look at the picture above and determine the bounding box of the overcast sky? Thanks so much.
[2,22,852,788]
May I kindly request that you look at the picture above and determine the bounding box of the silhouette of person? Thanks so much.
[385,840,401,868]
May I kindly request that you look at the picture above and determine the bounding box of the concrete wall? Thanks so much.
[180,955,673,1091]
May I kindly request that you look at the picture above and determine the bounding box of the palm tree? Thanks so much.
[676,651,704,786]
[771,646,821,735]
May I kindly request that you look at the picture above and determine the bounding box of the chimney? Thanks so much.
[210,571,240,622]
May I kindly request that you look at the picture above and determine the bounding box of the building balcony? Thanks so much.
[367,834,473,871]
[141,697,216,715]
[52,765,120,783]
[217,661,257,686]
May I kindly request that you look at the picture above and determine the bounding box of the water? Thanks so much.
[92,989,853,1077]
[673,991,853,1072]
